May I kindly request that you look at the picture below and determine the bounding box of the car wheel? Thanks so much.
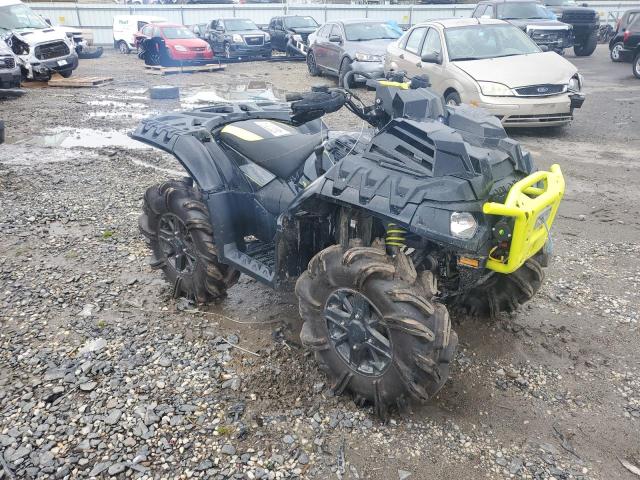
[307,50,320,76]
[634,52,640,79]
[574,32,598,57]
[444,91,461,107]
[224,43,232,59]
[118,40,130,55]
[338,58,353,88]
[610,42,624,62]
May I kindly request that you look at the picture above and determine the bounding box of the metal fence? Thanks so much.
[31,1,640,45]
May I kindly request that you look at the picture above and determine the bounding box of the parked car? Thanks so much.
[472,0,573,54]
[112,15,166,54]
[136,23,213,66]
[0,37,21,96]
[203,18,271,59]
[306,20,402,86]
[268,15,318,56]
[385,18,584,128]
[0,0,78,81]
[609,8,640,62]
[543,0,599,56]
[623,18,640,77]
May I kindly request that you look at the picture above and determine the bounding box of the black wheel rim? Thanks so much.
[225,45,231,58]
[324,289,392,377]
[157,213,197,274]
[612,44,621,60]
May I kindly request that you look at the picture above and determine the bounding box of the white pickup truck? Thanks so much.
[0,0,78,81]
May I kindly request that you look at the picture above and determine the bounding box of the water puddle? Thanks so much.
[182,79,287,107]
[15,127,149,150]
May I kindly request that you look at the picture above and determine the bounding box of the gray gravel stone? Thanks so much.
[221,444,236,455]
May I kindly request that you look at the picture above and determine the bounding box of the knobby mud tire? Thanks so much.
[452,257,545,317]
[139,179,239,303]
[295,244,458,417]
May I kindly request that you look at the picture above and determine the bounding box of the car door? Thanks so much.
[313,24,332,68]
[417,27,447,94]
[324,24,344,72]
[271,18,285,51]
[395,26,427,75]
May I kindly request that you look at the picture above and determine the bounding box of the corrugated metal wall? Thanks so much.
[30,1,640,45]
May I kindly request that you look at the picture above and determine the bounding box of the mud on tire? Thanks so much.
[295,243,458,417]
[452,257,545,317]
[139,179,240,303]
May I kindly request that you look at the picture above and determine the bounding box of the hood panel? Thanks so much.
[453,52,577,87]
[508,19,571,29]
[289,27,316,34]
[346,38,395,55]
[15,28,69,46]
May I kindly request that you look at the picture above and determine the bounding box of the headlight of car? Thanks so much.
[568,73,583,91]
[292,34,303,42]
[232,34,243,43]
[355,52,383,62]
[264,33,271,42]
[450,212,478,239]
[174,45,187,52]
[477,81,513,97]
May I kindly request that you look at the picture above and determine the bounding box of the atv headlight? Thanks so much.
[568,73,583,91]
[477,81,513,97]
[232,34,243,43]
[450,212,478,239]
[355,52,383,62]
[174,44,187,52]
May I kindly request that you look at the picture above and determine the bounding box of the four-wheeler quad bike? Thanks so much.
[133,71,565,416]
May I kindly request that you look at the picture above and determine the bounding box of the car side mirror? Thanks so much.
[421,52,441,64]
[539,44,550,52]
[329,34,342,43]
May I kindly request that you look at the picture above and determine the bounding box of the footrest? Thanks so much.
[223,242,275,285]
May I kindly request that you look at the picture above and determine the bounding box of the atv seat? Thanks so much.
[220,119,322,179]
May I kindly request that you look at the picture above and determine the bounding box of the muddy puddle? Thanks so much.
[14,127,149,150]
[181,79,287,106]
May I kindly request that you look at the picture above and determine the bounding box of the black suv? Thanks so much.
[472,0,573,54]
[543,0,599,56]
[609,8,640,62]
[203,18,272,59]
[623,19,640,77]
[267,15,319,57]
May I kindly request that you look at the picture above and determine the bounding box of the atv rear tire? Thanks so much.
[452,257,545,317]
[296,244,457,417]
[139,179,240,303]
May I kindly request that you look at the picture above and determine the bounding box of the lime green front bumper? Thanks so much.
[483,164,565,274]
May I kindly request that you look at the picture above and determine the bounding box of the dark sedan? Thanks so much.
[609,8,640,62]
[306,20,401,87]
[268,15,318,56]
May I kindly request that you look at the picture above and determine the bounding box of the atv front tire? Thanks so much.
[452,257,545,317]
[139,179,240,303]
[296,244,457,416]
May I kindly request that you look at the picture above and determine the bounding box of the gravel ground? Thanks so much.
[0,45,639,480]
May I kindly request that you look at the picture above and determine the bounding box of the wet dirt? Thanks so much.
[0,47,639,480]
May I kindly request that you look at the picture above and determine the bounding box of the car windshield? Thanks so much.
[284,16,318,28]
[445,24,540,61]
[225,19,258,31]
[344,22,402,41]
[497,2,553,19]
[161,26,195,39]
[0,3,49,32]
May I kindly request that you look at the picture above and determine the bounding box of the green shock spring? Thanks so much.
[385,223,407,249]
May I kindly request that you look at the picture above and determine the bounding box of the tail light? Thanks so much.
[624,30,631,42]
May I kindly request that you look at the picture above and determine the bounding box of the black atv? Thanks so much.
[133,72,565,415]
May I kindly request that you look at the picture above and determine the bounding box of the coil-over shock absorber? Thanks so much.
[385,223,407,255]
